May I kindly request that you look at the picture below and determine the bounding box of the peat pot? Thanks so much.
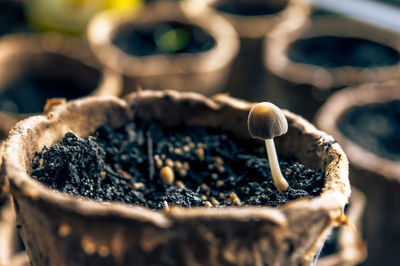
[87,1,239,96]
[0,32,122,265]
[316,81,400,265]
[317,187,367,266]
[0,142,17,266]
[0,33,122,141]
[199,0,310,100]
[2,252,29,266]
[2,90,350,266]
[0,197,16,265]
[264,15,400,120]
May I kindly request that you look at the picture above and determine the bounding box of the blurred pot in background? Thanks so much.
[317,187,367,266]
[0,32,123,266]
[199,0,310,100]
[0,33,122,141]
[316,81,400,266]
[264,15,400,120]
[87,0,239,96]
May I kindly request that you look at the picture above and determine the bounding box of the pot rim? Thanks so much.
[317,186,367,266]
[87,1,239,77]
[2,90,350,225]
[202,0,310,38]
[316,80,400,181]
[265,15,400,89]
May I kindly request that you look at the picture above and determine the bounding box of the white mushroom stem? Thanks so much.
[265,139,289,191]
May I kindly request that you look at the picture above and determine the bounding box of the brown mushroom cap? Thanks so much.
[248,102,288,140]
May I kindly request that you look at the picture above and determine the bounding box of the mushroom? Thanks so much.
[247,102,289,191]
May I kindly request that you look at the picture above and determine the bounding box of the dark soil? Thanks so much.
[338,100,400,161]
[288,36,400,68]
[215,1,287,16]
[112,21,215,56]
[31,120,325,209]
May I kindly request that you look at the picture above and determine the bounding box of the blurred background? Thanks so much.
[0,0,400,265]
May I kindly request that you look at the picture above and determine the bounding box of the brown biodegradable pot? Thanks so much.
[87,1,239,96]
[317,187,367,266]
[316,81,400,266]
[2,252,30,266]
[264,15,400,120]
[0,33,122,141]
[2,90,350,266]
[0,199,16,266]
[0,139,17,266]
[200,0,310,101]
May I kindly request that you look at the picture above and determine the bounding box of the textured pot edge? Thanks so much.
[87,0,240,77]
[316,81,400,182]
[317,186,367,266]
[264,15,400,89]
[0,251,29,266]
[0,199,16,265]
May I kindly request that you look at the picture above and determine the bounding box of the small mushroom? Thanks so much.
[247,102,289,191]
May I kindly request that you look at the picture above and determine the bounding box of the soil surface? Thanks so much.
[288,36,400,68]
[32,119,325,209]
[215,1,287,16]
[338,100,400,161]
[112,21,215,57]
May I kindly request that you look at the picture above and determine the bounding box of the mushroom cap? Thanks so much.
[247,102,288,139]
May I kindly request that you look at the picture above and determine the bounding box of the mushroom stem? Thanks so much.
[265,139,289,191]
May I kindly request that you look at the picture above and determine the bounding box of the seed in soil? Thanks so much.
[31,119,325,209]
[160,166,174,185]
